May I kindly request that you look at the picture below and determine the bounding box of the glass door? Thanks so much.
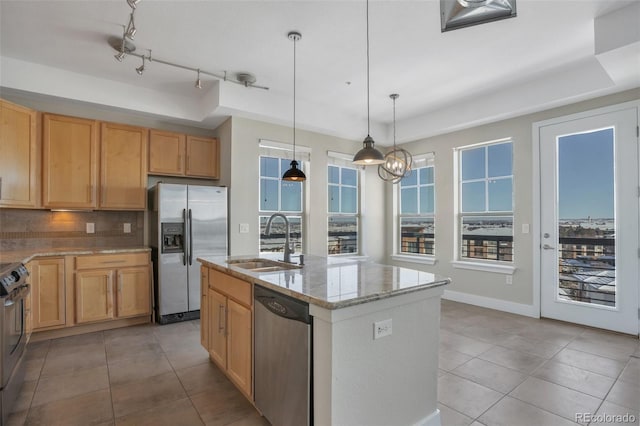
[539,106,638,335]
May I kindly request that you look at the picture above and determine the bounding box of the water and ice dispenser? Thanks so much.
[161,223,184,253]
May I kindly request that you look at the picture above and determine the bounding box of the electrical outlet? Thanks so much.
[506,275,513,285]
[373,319,392,340]
[123,223,132,233]
[239,223,250,233]
[86,223,95,234]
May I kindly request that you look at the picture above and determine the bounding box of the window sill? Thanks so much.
[391,254,437,266]
[450,260,515,275]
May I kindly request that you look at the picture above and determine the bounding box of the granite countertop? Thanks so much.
[198,254,449,309]
[0,247,151,265]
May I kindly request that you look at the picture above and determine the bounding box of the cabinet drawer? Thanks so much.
[209,269,251,306]
[76,253,149,270]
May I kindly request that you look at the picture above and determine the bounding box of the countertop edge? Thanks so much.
[3,247,152,265]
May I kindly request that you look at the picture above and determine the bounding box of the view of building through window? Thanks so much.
[328,165,358,255]
[399,165,435,255]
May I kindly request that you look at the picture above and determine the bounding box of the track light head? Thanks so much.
[195,69,202,89]
[126,0,141,9]
[136,56,145,75]
[114,51,126,62]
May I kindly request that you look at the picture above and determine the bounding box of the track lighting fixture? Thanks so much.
[114,26,128,62]
[136,56,145,75]
[282,31,306,182]
[126,0,141,9]
[125,12,137,40]
[195,69,202,89]
[353,0,385,166]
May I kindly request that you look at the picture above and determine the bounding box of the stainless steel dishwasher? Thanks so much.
[254,284,311,426]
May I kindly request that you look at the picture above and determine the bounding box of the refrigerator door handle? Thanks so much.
[188,208,193,266]
[182,208,187,266]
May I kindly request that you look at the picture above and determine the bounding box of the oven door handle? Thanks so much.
[4,284,30,304]
[4,298,14,307]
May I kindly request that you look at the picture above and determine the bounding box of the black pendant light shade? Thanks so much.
[282,31,306,182]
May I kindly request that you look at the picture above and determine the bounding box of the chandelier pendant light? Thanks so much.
[353,0,385,166]
[282,31,307,182]
[378,94,413,183]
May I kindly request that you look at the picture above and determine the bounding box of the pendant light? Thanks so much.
[353,0,385,166]
[378,94,413,183]
[282,31,307,182]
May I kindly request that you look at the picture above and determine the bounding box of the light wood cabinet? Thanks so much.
[207,268,252,397]
[0,99,38,208]
[42,113,98,209]
[100,122,148,210]
[200,266,209,349]
[186,136,219,178]
[116,266,150,318]
[75,269,114,324]
[149,130,186,176]
[30,257,66,329]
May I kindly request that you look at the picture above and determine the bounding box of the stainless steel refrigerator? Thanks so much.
[149,183,228,324]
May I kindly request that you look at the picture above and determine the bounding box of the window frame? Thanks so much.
[327,163,360,256]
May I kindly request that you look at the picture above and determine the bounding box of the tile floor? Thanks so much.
[7,300,640,426]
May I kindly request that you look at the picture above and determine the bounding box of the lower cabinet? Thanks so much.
[75,269,114,323]
[200,266,209,349]
[29,257,66,329]
[205,268,253,398]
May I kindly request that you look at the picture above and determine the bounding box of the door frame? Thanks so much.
[532,100,640,334]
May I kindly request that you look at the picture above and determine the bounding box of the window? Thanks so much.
[259,155,304,253]
[328,164,359,255]
[398,158,435,257]
[458,140,513,262]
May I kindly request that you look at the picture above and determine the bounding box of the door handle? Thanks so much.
[542,244,555,250]
[218,304,225,333]
[188,209,193,266]
[182,208,187,266]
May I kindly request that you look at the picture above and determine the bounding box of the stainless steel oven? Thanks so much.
[0,263,29,426]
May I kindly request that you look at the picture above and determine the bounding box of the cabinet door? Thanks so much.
[115,266,150,318]
[185,136,219,178]
[76,269,114,324]
[100,122,148,210]
[227,299,252,397]
[42,114,98,209]
[149,130,186,176]
[200,266,209,350]
[0,100,38,208]
[208,289,227,367]
[31,258,66,329]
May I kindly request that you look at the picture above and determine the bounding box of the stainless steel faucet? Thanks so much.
[264,213,293,263]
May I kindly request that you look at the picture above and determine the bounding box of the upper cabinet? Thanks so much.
[149,130,219,179]
[42,113,98,209]
[100,122,148,210]
[0,99,38,208]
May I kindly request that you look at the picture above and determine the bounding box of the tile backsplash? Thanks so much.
[0,209,144,251]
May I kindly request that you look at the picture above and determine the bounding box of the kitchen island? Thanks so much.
[198,254,449,426]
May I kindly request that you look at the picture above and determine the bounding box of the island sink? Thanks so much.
[228,258,302,272]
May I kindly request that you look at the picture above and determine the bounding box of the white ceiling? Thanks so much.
[1,0,638,145]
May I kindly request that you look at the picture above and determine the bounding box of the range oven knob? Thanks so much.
[11,271,21,282]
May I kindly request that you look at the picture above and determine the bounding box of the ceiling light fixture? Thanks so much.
[378,94,412,183]
[353,0,385,166]
[125,12,137,40]
[195,69,202,89]
[282,31,306,182]
[126,0,141,9]
[441,0,517,32]
[114,26,128,62]
[136,56,145,75]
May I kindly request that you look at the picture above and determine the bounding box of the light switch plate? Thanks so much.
[86,223,95,234]
[522,224,530,234]
[239,223,250,233]
[123,223,132,233]
[374,319,393,340]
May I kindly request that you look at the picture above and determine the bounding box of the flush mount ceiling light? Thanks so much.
[110,0,268,90]
[353,0,385,166]
[378,94,413,183]
[441,0,516,32]
[282,31,306,182]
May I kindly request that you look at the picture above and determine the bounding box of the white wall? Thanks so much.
[226,116,386,262]
[386,88,640,311]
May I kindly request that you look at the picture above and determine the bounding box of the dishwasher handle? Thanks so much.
[254,285,310,324]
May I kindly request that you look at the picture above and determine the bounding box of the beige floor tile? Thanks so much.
[46,341,105,361]
[605,379,640,412]
[590,401,639,426]
[452,358,528,394]
[568,334,638,361]
[6,409,28,426]
[152,321,197,338]
[552,348,626,378]
[24,357,45,382]
[175,362,230,397]
[41,346,106,378]
[191,387,257,425]
[440,330,494,357]
[25,389,113,426]
[103,324,156,343]
[532,360,615,399]
[509,377,601,424]
[115,397,203,426]
[111,371,187,418]
[469,422,487,426]
[619,357,640,385]
[497,335,564,359]
[164,345,210,371]
[224,412,270,426]
[156,330,201,353]
[438,403,474,426]
[437,373,504,419]
[13,380,37,413]
[48,331,104,349]
[478,346,546,374]
[105,338,163,364]
[439,348,473,371]
[31,365,110,407]
[25,341,50,361]
[459,324,514,345]
[478,396,579,426]
[107,351,173,386]
[515,326,577,348]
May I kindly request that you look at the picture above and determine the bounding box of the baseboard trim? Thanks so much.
[414,408,441,426]
[443,290,539,318]
[30,316,151,342]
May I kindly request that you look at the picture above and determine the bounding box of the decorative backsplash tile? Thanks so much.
[0,209,144,251]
